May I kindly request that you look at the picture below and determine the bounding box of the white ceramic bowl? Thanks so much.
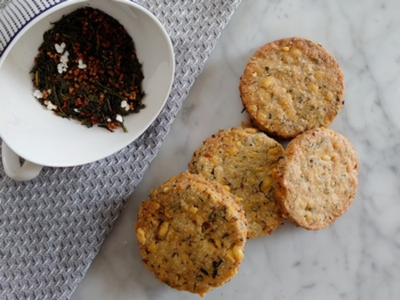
[0,0,175,180]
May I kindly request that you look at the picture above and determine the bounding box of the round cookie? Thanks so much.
[135,172,247,297]
[239,37,345,138]
[273,127,358,230]
[188,127,284,238]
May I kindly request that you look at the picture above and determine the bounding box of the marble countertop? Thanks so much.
[71,0,400,299]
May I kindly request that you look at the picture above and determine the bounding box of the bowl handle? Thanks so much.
[2,141,43,181]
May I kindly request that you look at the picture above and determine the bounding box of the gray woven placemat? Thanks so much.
[0,0,241,299]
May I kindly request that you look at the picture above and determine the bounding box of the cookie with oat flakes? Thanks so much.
[135,172,247,297]
[239,37,345,138]
[189,127,284,238]
[273,127,358,230]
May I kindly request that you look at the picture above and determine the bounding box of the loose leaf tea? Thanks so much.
[31,7,145,132]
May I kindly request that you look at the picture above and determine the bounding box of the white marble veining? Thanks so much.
[71,0,400,299]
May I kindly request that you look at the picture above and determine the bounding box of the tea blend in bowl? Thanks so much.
[31,7,145,132]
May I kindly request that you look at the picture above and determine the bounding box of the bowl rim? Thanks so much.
[1,0,79,63]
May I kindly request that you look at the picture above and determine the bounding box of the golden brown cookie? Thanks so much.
[273,127,358,230]
[239,37,345,138]
[188,127,284,238]
[135,172,247,297]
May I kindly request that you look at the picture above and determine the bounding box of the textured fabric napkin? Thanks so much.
[0,0,241,299]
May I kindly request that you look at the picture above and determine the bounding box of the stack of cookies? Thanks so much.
[238,37,358,230]
[135,37,359,296]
